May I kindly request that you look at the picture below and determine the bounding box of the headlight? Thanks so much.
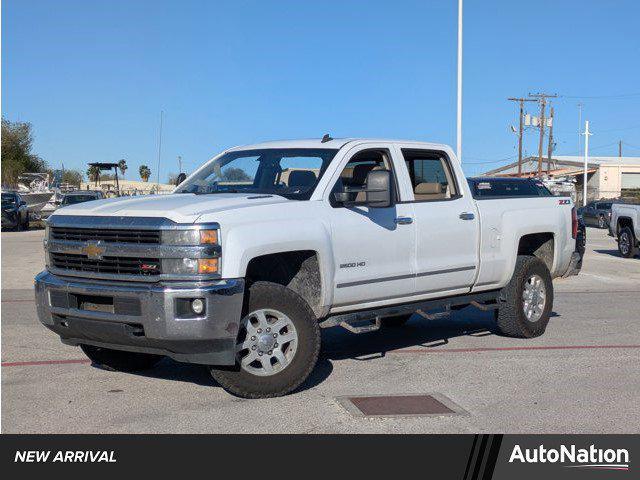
[161,228,219,245]
[162,258,199,274]
[161,227,220,275]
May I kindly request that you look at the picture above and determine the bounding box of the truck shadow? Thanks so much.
[319,306,497,362]
[116,306,559,394]
[594,249,638,259]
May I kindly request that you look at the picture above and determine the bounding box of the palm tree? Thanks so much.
[139,165,151,182]
[118,159,128,178]
[86,165,100,186]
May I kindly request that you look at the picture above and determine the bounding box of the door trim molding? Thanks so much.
[336,265,476,289]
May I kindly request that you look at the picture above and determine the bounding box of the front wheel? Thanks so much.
[618,227,638,258]
[80,344,163,371]
[210,281,320,398]
[494,255,553,338]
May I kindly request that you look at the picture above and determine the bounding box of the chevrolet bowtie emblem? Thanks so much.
[82,241,106,260]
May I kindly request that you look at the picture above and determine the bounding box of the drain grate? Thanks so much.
[337,393,468,418]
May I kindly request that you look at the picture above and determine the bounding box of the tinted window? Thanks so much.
[596,202,612,210]
[62,195,98,206]
[470,180,542,197]
[401,150,458,201]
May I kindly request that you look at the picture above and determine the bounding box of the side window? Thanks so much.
[401,150,459,201]
[331,149,393,205]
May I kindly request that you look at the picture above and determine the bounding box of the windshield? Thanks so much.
[175,148,339,200]
[62,195,97,206]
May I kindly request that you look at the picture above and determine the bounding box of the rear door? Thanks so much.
[396,146,479,296]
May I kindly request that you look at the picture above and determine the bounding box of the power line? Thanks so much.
[559,92,640,99]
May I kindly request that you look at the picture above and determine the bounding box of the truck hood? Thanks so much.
[51,193,290,223]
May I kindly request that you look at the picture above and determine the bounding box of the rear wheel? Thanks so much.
[21,212,29,231]
[618,227,638,258]
[80,345,163,372]
[494,255,553,338]
[210,281,320,398]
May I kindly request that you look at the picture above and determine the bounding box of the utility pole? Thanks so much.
[177,155,183,174]
[619,140,623,158]
[546,106,555,172]
[529,93,557,175]
[508,97,536,176]
[456,0,463,162]
[582,121,592,207]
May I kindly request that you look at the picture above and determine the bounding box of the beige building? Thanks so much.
[484,155,640,203]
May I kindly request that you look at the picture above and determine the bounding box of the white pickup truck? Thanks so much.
[610,203,640,258]
[35,138,582,398]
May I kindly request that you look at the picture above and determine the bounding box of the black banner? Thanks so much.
[0,434,637,478]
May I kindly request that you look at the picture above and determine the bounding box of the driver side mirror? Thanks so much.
[364,169,392,208]
[332,170,393,208]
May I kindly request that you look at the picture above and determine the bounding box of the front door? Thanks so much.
[327,145,416,308]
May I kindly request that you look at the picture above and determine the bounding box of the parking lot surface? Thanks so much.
[2,226,639,433]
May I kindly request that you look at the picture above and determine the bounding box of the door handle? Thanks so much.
[459,212,475,220]
[395,216,413,225]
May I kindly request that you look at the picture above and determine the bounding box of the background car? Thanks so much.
[60,191,104,207]
[578,201,612,229]
[1,191,30,230]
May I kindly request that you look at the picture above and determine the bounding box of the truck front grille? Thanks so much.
[50,227,161,244]
[51,253,161,276]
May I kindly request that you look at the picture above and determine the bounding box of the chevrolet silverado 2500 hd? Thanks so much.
[35,138,582,398]
[610,203,640,258]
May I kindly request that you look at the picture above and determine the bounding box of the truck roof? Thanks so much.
[228,138,452,152]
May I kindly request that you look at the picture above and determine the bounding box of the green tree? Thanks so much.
[139,165,151,182]
[220,167,251,182]
[87,165,101,185]
[61,169,83,187]
[1,118,47,187]
[118,159,128,178]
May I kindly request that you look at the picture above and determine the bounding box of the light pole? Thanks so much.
[456,0,463,162]
[582,120,592,207]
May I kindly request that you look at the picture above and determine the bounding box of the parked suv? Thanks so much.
[579,201,612,229]
[36,138,582,398]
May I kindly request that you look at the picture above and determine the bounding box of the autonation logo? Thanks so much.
[509,444,630,471]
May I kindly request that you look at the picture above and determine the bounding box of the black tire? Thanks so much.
[618,227,638,258]
[80,344,163,372]
[382,313,413,327]
[209,281,321,399]
[22,212,29,231]
[494,255,553,338]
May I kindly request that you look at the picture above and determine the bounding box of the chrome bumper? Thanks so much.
[34,271,244,365]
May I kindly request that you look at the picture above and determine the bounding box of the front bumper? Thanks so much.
[34,271,244,365]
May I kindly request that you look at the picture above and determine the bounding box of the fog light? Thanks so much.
[191,298,205,315]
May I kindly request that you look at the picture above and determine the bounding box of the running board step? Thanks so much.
[416,305,450,320]
[339,317,381,334]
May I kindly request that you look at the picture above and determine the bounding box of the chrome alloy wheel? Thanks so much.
[235,309,298,377]
[522,274,546,322]
[620,232,631,256]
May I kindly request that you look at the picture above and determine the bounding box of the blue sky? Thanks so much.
[3,0,640,181]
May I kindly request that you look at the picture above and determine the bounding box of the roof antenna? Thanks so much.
[321,133,333,143]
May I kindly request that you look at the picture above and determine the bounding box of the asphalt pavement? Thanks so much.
[1,226,639,433]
